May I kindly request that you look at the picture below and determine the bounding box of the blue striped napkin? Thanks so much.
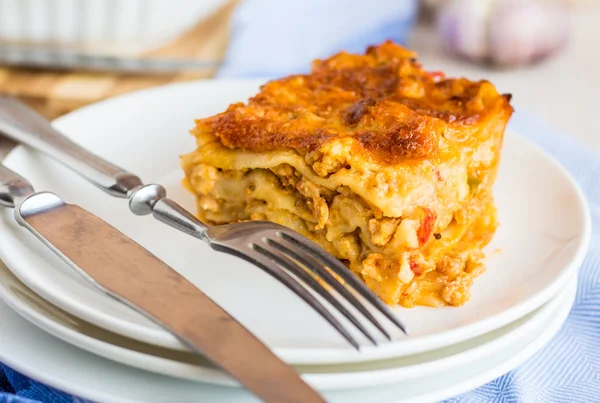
[2,1,598,402]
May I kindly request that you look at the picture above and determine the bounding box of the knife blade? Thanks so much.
[0,165,324,403]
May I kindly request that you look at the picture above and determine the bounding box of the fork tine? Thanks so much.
[213,243,361,350]
[267,237,391,340]
[278,232,409,335]
[254,242,378,346]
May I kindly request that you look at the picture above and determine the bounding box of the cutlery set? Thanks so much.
[0,97,407,402]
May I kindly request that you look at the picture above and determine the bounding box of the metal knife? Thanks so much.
[0,163,325,403]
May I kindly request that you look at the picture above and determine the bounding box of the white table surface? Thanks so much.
[409,0,600,151]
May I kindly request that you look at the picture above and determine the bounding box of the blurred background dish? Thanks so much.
[0,0,228,55]
[0,0,237,118]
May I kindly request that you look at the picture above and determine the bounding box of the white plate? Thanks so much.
[0,258,576,391]
[0,270,575,403]
[0,80,590,364]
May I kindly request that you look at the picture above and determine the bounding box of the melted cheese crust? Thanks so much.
[181,41,513,307]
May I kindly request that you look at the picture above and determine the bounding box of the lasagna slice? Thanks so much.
[181,41,513,308]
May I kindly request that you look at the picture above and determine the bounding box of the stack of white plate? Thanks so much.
[0,80,591,403]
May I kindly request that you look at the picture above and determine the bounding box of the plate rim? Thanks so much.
[0,78,591,364]
[0,257,577,390]
[0,268,576,403]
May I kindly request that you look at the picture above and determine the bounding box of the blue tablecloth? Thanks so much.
[2,1,599,402]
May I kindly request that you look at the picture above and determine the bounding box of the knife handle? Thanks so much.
[0,96,143,198]
[0,163,35,208]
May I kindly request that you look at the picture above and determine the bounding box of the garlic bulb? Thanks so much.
[436,0,570,67]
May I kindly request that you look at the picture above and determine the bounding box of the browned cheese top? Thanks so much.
[194,41,513,165]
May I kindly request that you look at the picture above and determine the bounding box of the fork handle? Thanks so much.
[0,96,143,198]
[0,96,210,240]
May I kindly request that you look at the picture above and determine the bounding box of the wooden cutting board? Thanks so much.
[0,0,237,119]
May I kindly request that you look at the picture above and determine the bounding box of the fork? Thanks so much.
[0,97,407,348]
